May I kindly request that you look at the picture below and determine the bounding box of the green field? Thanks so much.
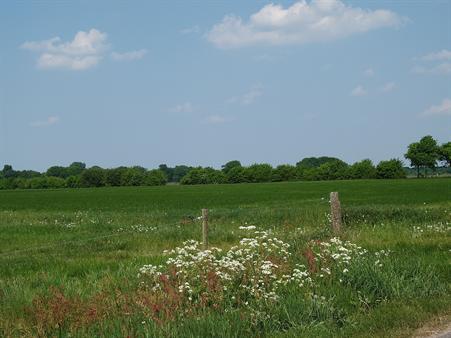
[1,179,450,337]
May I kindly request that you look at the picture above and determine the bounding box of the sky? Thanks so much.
[0,0,450,172]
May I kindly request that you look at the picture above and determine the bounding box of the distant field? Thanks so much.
[0,179,450,337]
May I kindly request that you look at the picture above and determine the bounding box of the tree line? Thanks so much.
[0,135,449,189]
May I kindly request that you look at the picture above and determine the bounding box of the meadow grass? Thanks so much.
[0,179,450,337]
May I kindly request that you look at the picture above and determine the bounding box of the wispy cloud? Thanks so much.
[30,116,60,127]
[180,25,200,35]
[21,29,108,70]
[168,102,194,113]
[228,84,263,105]
[207,0,405,48]
[364,68,375,77]
[420,98,451,117]
[204,115,228,124]
[381,82,396,92]
[350,85,367,97]
[412,49,451,75]
[419,49,451,61]
[22,29,146,70]
[412,63,451,75]
[111,49,147,61]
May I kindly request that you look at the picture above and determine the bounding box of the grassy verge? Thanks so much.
[0,179,450,337]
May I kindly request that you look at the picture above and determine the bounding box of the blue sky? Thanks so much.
[0,0,450,171]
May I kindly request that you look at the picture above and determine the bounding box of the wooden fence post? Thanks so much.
[202,209,209,249]
[330,192,342,234]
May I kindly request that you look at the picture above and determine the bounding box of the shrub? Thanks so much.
[80,167,106,187]
[145,169,167,186]
[376,159,406,179]
[245,164,273,183]
[272,164,297,182]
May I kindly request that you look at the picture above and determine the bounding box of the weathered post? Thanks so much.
[202,208,209,249]
[330,192,342,233]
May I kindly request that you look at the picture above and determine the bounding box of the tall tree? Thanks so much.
[438,142,451,167]
[405,135,439,177]
[221,160,242,174]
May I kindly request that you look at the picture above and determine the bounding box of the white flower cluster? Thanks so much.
[413,222,450,237]
[139,231,311,306]
[311,237,391,277]
[239,225,256,230]
[116,224,157,233]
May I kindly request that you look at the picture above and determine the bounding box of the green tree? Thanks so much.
[2,165,16,178]
[438,142,451,167]
[317,160,349,180]
[173,165,192,182]
[105,167,127,186]
[145,170,167,186]
[180,167,226,185]
[121,166,146,186]
[296,157,341,169]
[67,162,86,176]
[405,135,439,177]
[245,164,273,183]
[272,164,297,182]
[376,159,406,179]
[46,166,68,178]
[226,166,247,183]
[80,167,106,187]
[66,175,81,188]
[221,160,242,174]
[158,164,174,182]
[347,159,376,179]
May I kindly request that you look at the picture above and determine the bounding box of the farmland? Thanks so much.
[0,179,450,337]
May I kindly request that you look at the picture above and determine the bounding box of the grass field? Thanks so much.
[0,179,450,337]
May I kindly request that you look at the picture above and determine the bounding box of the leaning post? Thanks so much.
[330,192,342,234]
[202,208,209,250]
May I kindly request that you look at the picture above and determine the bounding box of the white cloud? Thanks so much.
[228,84,263,105]
[207,0,404,48]
[111,49,147,61]
[412,49,451,75]
[350,85,367,96]
[30,116,60,127]
[364,68,374,77]
[181,25,200,34]
[168,102,194,113]
[421,98,451,117]
[22,29,108,70]
[412,63,451,75]
[205,115,228,124]
[381,82,396,92]
[419,49,451,61]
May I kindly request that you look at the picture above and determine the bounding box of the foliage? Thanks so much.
[272,164,297,182]
[226,166,247,184]
[347,159,377,179]
[376,159,406,179]
[1,136,450,191]
[244,163,273,183]
[405,136,440,177]
[296,156,342,169]
[46,162,86,179]
[316,160,349,180]
[221,160,242,174]
[145,170,167,186]
[80,167,106,187]
[438,142,451,167]
[180,167,227,185]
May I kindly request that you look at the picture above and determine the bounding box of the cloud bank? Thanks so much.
[421,98,451,117]
[207,0,404,48]
[30,116,60,127]
[22,29,147,70]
